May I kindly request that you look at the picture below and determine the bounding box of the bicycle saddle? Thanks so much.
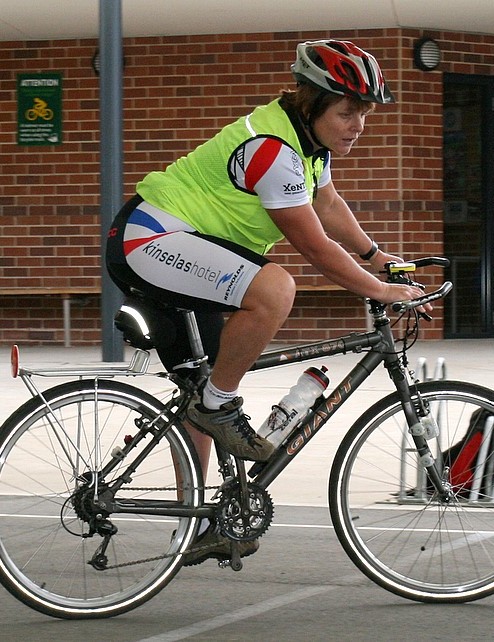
[114,295,178,351]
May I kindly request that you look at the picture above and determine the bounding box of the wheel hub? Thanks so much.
[61,472,116,540]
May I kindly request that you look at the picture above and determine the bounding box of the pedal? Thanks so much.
[217,557,243,570]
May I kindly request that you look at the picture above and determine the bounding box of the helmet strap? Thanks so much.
[305,90,331,149]
[304,113,325,152]
[278,95,326,156]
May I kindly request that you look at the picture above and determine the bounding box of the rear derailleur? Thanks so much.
[62,472,118,571]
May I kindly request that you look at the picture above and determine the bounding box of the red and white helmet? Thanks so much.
[292,40,395,104]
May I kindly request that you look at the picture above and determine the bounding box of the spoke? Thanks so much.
[0,380,201,618]
[331,382,494,602]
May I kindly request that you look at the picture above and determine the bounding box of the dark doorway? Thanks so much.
[443,74,494,338]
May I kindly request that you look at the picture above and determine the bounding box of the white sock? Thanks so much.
[202,378,238,410]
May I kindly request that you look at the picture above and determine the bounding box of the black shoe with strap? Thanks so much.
[186,393,275,461]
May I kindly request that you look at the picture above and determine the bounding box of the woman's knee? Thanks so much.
[268,263,296,306]
[243,263,296,314]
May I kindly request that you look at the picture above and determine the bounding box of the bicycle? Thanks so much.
[1,256,494,619]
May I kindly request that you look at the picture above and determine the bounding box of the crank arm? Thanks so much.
[218,540,243,571]
[229,541,243,571]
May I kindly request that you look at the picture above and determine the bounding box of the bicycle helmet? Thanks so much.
[292,40,395,104]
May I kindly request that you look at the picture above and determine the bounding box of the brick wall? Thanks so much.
[0,28,493,345]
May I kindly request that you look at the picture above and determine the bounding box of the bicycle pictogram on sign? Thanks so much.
[25,97,54,121]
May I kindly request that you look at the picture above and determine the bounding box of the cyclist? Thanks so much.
[107,39,429,563]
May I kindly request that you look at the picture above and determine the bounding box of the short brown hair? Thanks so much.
[280,84,375,122]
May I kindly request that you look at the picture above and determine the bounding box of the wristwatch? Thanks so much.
[359,240,379,261]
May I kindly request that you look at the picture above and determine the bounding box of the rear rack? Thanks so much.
[12,345,152,380]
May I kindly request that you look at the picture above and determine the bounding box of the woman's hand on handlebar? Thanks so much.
[369,256,451,315]
[378,282,434,313]
[369,251,434,311]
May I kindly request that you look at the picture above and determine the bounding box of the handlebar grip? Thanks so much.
[391,281,453,313]
[410,257,450,268]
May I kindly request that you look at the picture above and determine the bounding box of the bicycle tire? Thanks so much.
[0,378,203,619]
[329,380,494,603]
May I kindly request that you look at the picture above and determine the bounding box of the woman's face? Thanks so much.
[311,97,369,156]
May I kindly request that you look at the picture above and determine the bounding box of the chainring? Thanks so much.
[216,481,274,542]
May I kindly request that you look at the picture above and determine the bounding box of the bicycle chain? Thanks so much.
[103,481,273,569]
[120,485,220,492]
[101,484,222,569]
[103,537,226,570]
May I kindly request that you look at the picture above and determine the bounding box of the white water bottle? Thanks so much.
[258,366,329,448]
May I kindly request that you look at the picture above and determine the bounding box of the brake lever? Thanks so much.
[418,311,433,323]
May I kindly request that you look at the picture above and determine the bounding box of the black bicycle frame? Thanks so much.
[247,314,445,496]
[110,326,392,519]
[111,303,441,518]
[247,326,391,487]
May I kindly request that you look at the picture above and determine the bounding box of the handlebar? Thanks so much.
[407,257,450,269]
[383,257,450,278]
[391,281,453,313]
[381,256,453,316]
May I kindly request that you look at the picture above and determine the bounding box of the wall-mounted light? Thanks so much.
[413,37,441,72]
[91,50,101,75]
[91,49,126,76]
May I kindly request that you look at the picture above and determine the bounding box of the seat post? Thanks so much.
[182,309,210,378]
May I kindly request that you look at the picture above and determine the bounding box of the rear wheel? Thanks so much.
[330,380,494,603]
[0,379,202,618]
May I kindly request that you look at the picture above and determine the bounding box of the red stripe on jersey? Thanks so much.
[123,232,173,256]
[244,138,283,192]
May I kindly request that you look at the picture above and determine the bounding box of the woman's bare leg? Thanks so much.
[209,263,296,392]
[185,262,295,472]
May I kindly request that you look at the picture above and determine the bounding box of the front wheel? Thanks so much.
[0,379,203,619]
[330,380,494,603]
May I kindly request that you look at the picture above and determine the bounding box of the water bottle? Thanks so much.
[258,366,329,448]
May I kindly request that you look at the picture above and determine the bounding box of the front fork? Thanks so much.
[372,307,452,502]
[386,353,452,502]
